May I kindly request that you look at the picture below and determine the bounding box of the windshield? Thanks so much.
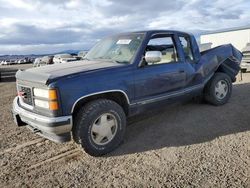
[85,33,144,64]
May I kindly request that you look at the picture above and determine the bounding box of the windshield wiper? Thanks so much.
[91,57,129,64]
[112,60,129,64]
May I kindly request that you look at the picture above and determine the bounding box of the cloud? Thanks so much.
[0,0,249,54]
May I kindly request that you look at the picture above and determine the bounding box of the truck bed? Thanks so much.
[198,44,242,82]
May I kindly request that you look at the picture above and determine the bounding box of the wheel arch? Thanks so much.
[71,90,130,117]
[215,57,240,82]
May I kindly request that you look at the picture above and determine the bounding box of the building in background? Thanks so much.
[200,26,250,72]
[200,25,250,51]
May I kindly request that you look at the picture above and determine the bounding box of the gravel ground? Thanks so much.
[0,73,249,187]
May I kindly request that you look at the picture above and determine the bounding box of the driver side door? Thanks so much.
[133,34,187,103]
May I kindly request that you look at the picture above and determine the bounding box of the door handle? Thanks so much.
[179,69,185,73]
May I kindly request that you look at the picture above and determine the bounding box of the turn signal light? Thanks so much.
[49,101,59,110]
[49,89,57,100]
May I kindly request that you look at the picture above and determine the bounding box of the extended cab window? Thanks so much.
[145,36,178,65]
[179,36,194,61]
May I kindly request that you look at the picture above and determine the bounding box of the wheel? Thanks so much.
[73,99,126,156]
[204,72,232,106]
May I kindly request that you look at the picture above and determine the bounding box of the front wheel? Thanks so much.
[73,99,126,156]
[204,73,232,106]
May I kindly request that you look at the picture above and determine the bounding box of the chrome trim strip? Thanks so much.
[71,75,213,111]
[132,74,213,106]
[133,84,203,105]
[13,97,72,134]
[71,90,130,113]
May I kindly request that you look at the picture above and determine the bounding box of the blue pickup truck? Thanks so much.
[12,30,242,156]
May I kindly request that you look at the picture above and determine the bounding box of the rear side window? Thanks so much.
[179,36,194,61]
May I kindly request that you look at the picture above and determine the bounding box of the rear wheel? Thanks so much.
[204,73,232,106]
[73,99,126,156]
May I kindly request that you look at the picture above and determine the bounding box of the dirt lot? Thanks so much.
[0,73,249,187]
[0,64,33,70]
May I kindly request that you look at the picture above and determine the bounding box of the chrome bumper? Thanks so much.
[12,97,72,142]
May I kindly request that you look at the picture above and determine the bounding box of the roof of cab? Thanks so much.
[129,30,192,36]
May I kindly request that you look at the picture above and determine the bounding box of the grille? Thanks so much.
[19,86,33,106]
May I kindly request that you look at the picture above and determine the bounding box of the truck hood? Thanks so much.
[16,60,124,85]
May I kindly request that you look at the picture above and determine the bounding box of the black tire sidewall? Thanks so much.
[75,99,126,156]
[206,73,232,105]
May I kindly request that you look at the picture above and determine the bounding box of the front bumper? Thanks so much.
[12,97,72,143]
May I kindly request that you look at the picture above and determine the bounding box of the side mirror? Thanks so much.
[145,51,162,63]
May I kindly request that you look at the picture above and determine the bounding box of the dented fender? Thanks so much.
[197,44,242,83]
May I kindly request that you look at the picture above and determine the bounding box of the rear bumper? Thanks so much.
[241,63,250,71]
[12,97,72,143]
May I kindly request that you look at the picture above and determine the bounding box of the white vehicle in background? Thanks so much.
[2,59,13,65]
[1,60,6,65]
[18,59,27,64]
[33,57,43,67]
[33,56,54,67]
[60,59,77,63]
[241,43,250,73]
[53,54,77,64]
[77,51,88,58]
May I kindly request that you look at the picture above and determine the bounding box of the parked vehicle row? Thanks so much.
[0,58,33,65]
[33,51,88,67]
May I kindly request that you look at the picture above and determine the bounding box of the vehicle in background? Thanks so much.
[1,60,12,65]
[17,59,27,64]
[77,51,88,59]
[33,57,43,67]
[34,56,54,67]
[60,58,78,63]
[53,54,77,64]
[241,43,250,73]
[12,30,242,156]
[9,59,16,65]
[1,60,6,65]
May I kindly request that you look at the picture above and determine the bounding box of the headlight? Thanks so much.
[33,88,49,98]
[34,99,49,109]
[33,88,59,110]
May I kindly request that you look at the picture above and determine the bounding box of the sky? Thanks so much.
[0,0,249,55]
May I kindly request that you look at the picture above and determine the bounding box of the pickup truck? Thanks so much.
[12,30,242,156]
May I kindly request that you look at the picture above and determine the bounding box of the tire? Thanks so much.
[204,72,232,106]
[73,99,126,156]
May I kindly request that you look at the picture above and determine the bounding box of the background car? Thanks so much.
[53,54,77,64]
